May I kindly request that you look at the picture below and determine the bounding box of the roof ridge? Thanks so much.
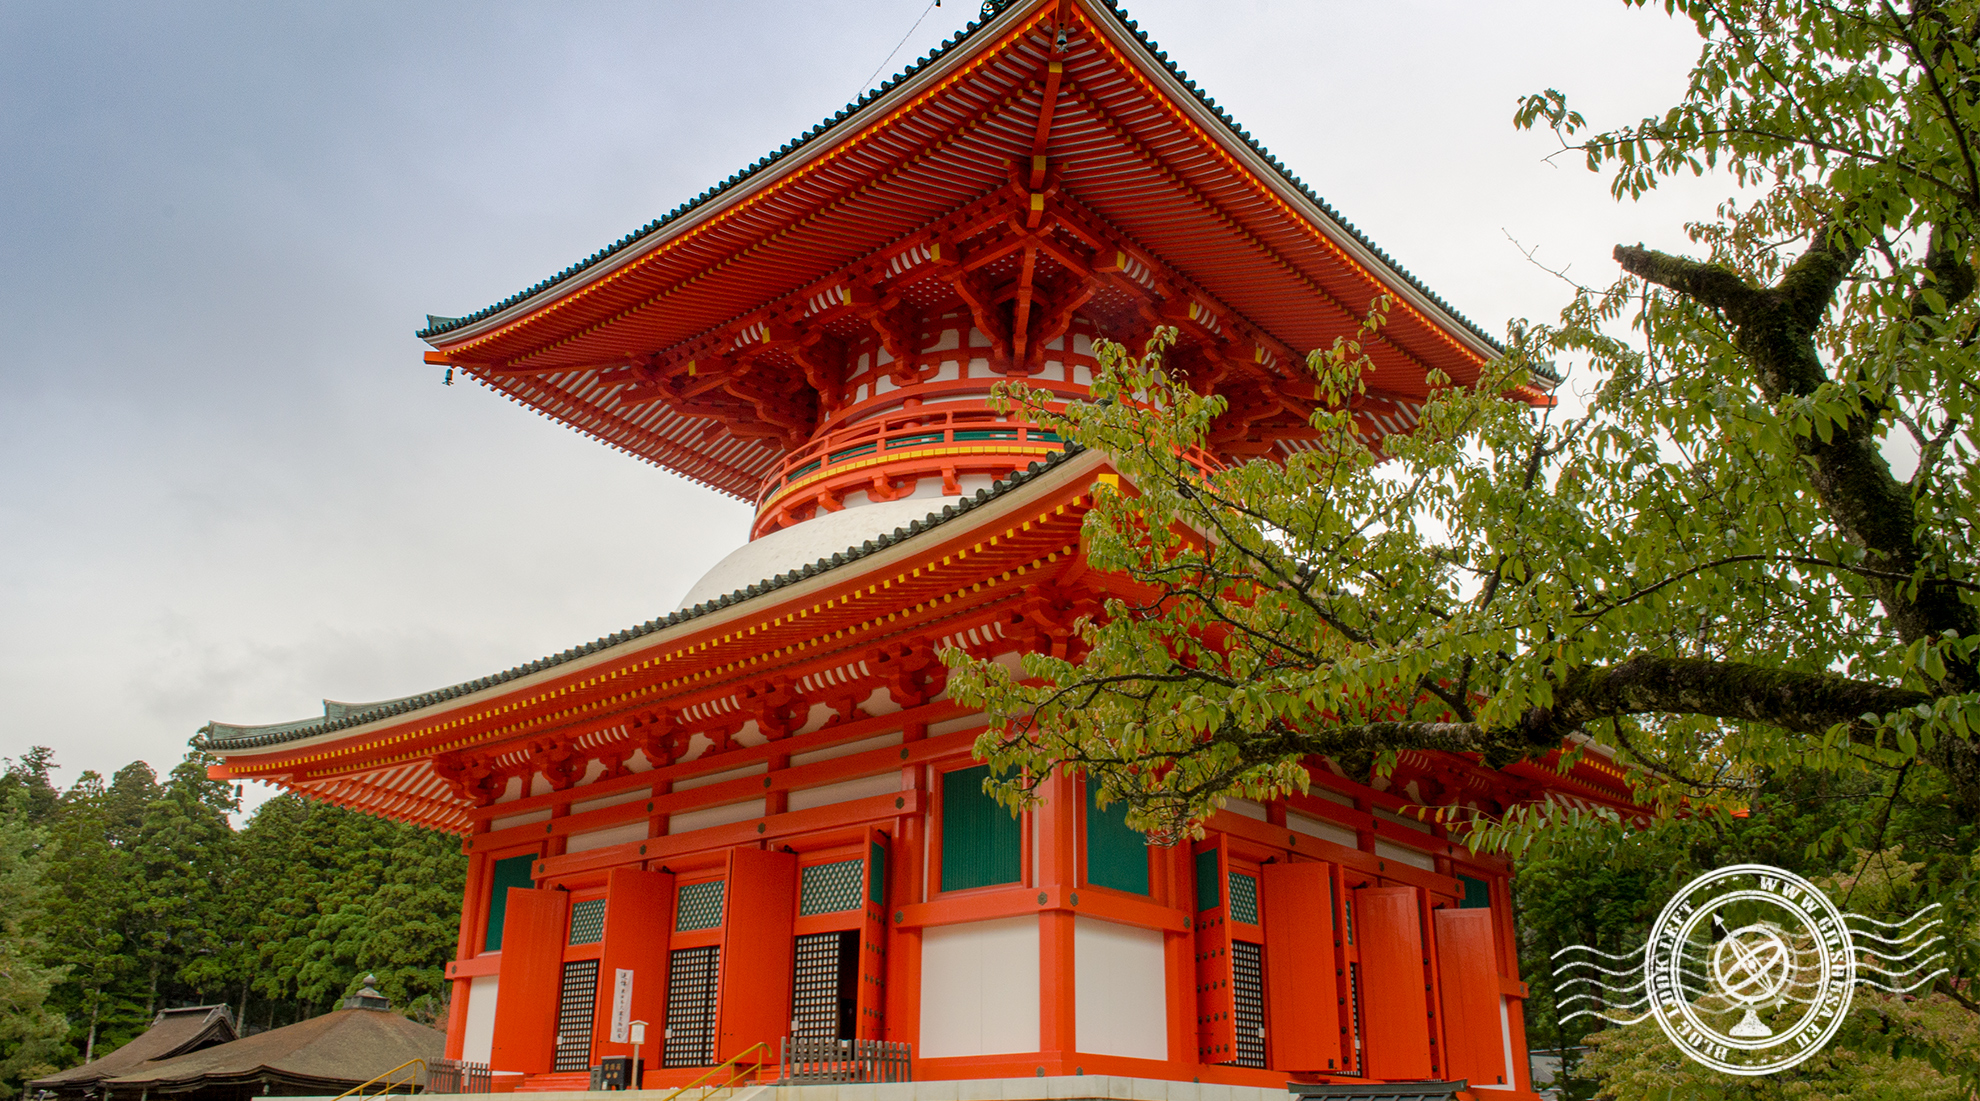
[196,445,1088,752]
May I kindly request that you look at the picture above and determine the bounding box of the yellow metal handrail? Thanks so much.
[330,1058,425,1101]
[656,1042,769,1101]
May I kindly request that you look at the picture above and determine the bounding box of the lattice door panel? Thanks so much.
[663,945,720,1067]
[791,931,857,1039]
[1231,941,1266,1069]
[553,960,599,1072]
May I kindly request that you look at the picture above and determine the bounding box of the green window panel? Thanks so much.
[484,855,536,952]
[1194,848,1221,912]
[1083,783,1149,895]
[568,898,607,945]
[1460,874,1492,910]
[676,880,726,931]
[867,840,888,906]
[940,765,1021,892]
[799,860,867,915]
[1227,872,1260,925]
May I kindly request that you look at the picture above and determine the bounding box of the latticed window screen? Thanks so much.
[1227,872,1260,925]
[663,946,720,1067]
[483,855,535,952]
[675,881,725,932]
[568,899,606,945]
[940,765,1021,891]
[1084,783,1149,895]
[553,960,599,1072]
[799,860,866,916]
[1231,941,1266,1069]
[791,931,857,1039]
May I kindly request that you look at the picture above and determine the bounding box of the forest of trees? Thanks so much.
[0,748,465,1099]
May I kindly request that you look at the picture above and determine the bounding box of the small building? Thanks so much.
[30,1006,238,1101]
[56,986,442,1101]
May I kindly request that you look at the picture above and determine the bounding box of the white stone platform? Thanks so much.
[288,1077,1297,1101]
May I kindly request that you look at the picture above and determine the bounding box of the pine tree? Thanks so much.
[0,790,69,1099]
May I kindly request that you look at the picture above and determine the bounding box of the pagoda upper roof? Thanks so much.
[417,0,1495,351]
[418,0,1544,501]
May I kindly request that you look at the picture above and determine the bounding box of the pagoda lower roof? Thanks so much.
[198,446,1092,755]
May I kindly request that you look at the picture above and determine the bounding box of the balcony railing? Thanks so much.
[754,407,1063,509]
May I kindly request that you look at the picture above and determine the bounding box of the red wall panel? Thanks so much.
[1261,861,1340,1072]
[490,887,570,1075]
[594,868,676,1073]
[1433,908,1507,1088]
[1354,885,1432,1080]
[716,846,798,1062]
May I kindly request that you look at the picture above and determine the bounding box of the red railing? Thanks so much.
[753,406,1064,509]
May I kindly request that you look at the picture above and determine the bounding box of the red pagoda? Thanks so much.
[201,3,1632,1098]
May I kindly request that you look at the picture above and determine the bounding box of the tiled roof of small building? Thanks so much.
[30,1006,237,1090]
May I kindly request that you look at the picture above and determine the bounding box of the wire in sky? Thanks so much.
[853,1,941,104]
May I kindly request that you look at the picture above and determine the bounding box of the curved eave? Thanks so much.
[418,2,1042,352]
[1078,6,1504,371]
[200,446,1106,762]
[419,0,1513,380]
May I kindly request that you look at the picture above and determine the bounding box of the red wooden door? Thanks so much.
[1261,861,1341,1072]
[856,829,890,1040]
[490,886,570,1075]
[1191,837,1237,1065]
[1433,908,1507,1088]
[594,868,675,1070]
[715,846,798,1063]
[1354,885,1432,1080]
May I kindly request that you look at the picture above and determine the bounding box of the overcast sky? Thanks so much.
[0,0,1727,811]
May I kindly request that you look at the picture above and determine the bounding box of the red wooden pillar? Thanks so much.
[885,759,924,1056]
[490,887,570,1075]
[444,977,472,1060]
[1037,771,1076,1060]
[1158,840,1193,1070]
[715,846,797,1063]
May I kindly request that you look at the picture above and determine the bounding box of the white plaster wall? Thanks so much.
[1287,810,1358,850]
[572,788,650,816]
[1223,798,1268,821]
[673,761,767,791]
[489,808,550,833]
[918,916,1040,1057]
[667,798,765,835]
[790,731,903,766]
[1073,917,1168,1061]
[566,821,650,853]
[463,975,499,1064]
[787,772,900,812]
[1375,838,1437,872]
